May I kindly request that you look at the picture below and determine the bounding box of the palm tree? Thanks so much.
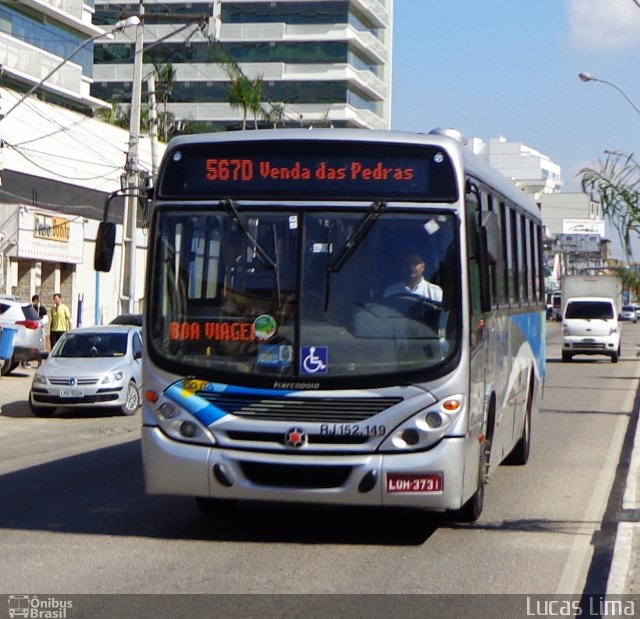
[153,62,176,140]
[580,151,640,258]
[222,55,266,129]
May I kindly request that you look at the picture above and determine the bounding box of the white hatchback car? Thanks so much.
[29,325,143,417]
[0,295,47,375]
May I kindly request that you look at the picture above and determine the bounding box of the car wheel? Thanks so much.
[120,381,140,416]
[29,396,55,418]
[561,351,572,362]
[612,349,619,363]
[0,356,18,376]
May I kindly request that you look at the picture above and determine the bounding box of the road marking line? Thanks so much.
[623,414,640,510]
[607,522,635,594]
[556,366,638,595]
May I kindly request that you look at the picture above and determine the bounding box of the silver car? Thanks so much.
[29,325,143,417]
[619,304,638,323]
[0,295,47,375]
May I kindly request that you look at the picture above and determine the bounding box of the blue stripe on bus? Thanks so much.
[165,383,228,426]
[164,380,298,426]
[192,382,296,397]
[511,311,546,378]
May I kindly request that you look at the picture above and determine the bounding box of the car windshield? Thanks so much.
[53,332,128,358]
[622,305,635,312]
[566,301,614,320]
[148,207,461,383]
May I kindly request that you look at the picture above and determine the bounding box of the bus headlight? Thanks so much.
[150,397,216,446]
[379,395,465,452]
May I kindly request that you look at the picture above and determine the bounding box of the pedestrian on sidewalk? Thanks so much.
[21,294,49,368]
[50,293,71,349]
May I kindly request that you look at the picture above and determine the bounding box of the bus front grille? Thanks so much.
[239,461,351,489]
[196,393,402,422]
[225,430,368,445]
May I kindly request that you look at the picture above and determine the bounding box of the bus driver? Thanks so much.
[383,251,443,302]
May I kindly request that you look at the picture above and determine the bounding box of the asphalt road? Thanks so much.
[0,321,638,610]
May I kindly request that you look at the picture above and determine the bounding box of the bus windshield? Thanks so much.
[148,206,460,383]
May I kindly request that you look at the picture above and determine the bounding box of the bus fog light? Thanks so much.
[425,412,443,428]
[401,429,420,445]
[180,421,198,438]
[158,402,176,419]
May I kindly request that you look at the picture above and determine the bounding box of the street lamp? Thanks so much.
[0,16,140,123]
[578,72,640,118]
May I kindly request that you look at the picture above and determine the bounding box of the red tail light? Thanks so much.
[16,320,40,330]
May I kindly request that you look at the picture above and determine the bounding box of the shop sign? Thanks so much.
[33,214,71,243]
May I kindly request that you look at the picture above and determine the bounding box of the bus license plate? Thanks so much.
[60,388,84,398]
[386,473,443,493]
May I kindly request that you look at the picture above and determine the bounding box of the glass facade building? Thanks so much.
[92,0,393,131]
[0,0,109,114]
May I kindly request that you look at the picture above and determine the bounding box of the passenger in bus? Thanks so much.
[383,251,443,302]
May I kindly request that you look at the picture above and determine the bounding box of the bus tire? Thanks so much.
[504,381,533,466]
[450,476,484,523]
[448,442,488,523]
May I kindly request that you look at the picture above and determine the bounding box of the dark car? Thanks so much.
[109,313,143,327]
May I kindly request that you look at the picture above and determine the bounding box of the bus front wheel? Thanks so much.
[448,442,488,523]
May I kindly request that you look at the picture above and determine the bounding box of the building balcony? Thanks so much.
[0,33,88,97]
[21,0,105,37]
[350,0,390,28]
[220,23,388,64]
[94,62,388,102]
[166,101,387,130]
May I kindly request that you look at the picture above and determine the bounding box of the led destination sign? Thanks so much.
[159,141,458,201]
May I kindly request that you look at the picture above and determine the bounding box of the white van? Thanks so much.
[562,296,621,363]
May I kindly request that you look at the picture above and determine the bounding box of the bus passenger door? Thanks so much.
[466,184,491,477]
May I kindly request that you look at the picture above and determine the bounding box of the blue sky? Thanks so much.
[391,0,640,193]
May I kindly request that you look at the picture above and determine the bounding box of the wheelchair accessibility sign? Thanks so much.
[300,346,328,374]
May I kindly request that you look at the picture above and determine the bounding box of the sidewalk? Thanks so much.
[607,405,640,594]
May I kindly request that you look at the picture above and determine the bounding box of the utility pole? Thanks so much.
[120,1,145,314]
[147,72,159,179]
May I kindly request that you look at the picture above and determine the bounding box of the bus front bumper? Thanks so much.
[141,425,470,511]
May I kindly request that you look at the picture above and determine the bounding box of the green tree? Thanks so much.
[96,101,149,132]
[580,151,640,258]
[153,62,177,141]
[226,70,264,129]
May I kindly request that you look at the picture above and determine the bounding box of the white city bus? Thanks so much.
[96,128,546,521]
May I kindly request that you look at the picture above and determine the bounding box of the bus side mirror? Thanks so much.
[94,221,116,272]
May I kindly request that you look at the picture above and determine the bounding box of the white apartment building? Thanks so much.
[0,0,108,114]
[469,135,563,200]
[92,0,393,131]
[0,1,158,329]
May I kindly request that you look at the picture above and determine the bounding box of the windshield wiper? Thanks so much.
[327,201,387,274]
[220,199,282,308]
[323,201,387,311]
[220,199,277,271]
